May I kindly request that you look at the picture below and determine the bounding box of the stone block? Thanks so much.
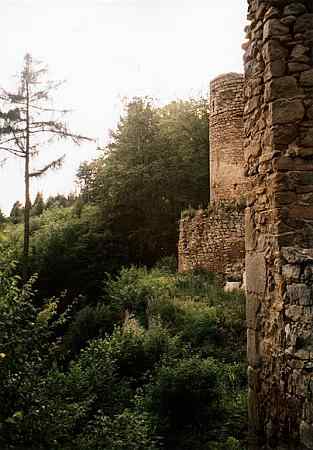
[245,207,257,251]
[263,19,289,40]
[290,45,310,63]
[285,305,303,322]
[262,40,288,63]
[282,247,313,264]
[246,294,260,330]
[271,99,305,125]
[248,387,261,433]
[300,69,313,88]
[264,60,286,81]
[283,4,307,17]
[288,62,311,73]
[282,264,301,282]
[289,206,313,220]
[248,366,258,390]
[272,124,298,145]
[266,76,302,101]
[248,328,260,368]
[246,252,267,296]
[300,421,313,449]
[300,127,313,147]
[287,284,311,305]
[294,14,313,34]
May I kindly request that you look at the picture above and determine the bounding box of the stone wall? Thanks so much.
[178,207,245,280]
[178,73,247,279]
[244,0,313,448]
[210,73,249,202]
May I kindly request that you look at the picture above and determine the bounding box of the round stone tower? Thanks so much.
[209,73,247,203]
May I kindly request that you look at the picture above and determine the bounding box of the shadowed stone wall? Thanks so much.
[244,0,313,448]
[178,207,245,279]
[210,73,249,202]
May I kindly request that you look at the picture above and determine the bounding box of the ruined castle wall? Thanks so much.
[210,73,249,202]
[178,73,247,278]
[178,208,245,278]
[244,0,313,448]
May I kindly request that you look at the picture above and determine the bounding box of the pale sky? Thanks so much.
[0,0,246,214]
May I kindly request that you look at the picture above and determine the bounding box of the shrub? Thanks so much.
[62,303,121,357]
[154,255,177,274]
[75,409,157,450]
[144,356,225,449]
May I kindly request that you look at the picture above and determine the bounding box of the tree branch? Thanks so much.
[29,155,65,178]
[0,146,25,157]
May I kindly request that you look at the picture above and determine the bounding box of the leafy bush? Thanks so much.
[0,245,59,448]
[75,410,157,450]
[144,356,226,450]
[0,256,247,449]
[62,303,121,357]
[154,255,177,274]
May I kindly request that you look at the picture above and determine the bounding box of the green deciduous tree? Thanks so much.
[0,208,7,225]
[9,201,24,224]
[31,192,45,217]
[78,96,209,265]
[0,53,90,279]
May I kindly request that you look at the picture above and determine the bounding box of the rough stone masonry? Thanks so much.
[178,73,246,281]
[210,73,250,202]
[244,0,313,448]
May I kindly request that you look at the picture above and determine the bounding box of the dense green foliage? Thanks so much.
[0,247,247,450]
[3,200,127,300]
[0,94,247,449]
[3,95,209,300]
[78,97,209,265]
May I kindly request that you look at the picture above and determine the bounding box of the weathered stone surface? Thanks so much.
[288,62,311,73]
[246,294,260,329]
[245,207,257,251]
[300,69,313,87]
[300,127,313,147]
[264,60,286,80]
[282,247,313,264]
[283,4,307,17]
[281,15,297,26]
[291,45,310,63]
[271,98,305,125]
[247,328,260,367]
[272,124,298,145]
[209,74,249,203]
[294,14,313,34]
[178,208,245,278]
[246,252,266,296]
[264,6,279,21]
[300,421,313,449]
[244,1,313,448]
[287,284,311,305]
[262,40,288,63]
[264,19,289,40]
[285,305,303,321]
[265,76,302,101]
[224,281,242,292]
[179,73,248,279]
[282,264,301,282]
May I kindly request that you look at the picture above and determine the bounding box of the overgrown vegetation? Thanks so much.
[77,96,209,266]
[181,198,246,220]
[0,248,247,450]
[0,74,247,448]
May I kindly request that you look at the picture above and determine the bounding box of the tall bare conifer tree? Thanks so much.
[0,53,90,279]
